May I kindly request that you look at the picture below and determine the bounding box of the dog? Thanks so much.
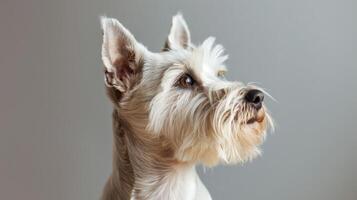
[99,13,273,200]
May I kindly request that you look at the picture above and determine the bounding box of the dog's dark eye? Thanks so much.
[177,74,196,88]
[217,70,226,78]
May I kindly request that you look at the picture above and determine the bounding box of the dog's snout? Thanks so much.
[245,89,264,109]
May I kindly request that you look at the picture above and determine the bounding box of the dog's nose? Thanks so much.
[245,89,264,110]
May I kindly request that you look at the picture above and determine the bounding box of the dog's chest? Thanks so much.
[130,167,212,200]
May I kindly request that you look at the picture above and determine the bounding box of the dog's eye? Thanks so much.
[176,74,196,88]
[217,70,226,78]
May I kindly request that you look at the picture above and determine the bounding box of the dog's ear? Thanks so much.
[101,17,145,92]
[163,14,191,50]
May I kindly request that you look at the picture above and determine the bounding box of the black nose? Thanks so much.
[245,89,264,109]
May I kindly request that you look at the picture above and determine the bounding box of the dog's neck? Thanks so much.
[101,110,135,200]
[101,109,211,200]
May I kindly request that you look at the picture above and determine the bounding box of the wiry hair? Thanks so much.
[197,37,228,71]
[146,37,272,165]
[100,14,273,200]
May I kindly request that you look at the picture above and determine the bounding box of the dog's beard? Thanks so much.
[147,86,273,166]
[211,88,273,164]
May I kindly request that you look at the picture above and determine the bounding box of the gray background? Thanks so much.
[1,0,356,199]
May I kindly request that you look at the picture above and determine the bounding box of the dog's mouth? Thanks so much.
[246,108,265,124]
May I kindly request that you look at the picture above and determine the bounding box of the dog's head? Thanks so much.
[101,14,273,166]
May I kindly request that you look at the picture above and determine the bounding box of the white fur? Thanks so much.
[100,14,273,200]
[131,166,211,200]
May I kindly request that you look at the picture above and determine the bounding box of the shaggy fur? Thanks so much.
[99,14,273,200]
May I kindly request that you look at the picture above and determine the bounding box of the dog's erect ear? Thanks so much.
[164,14,191,50]
[101,17,145,92]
